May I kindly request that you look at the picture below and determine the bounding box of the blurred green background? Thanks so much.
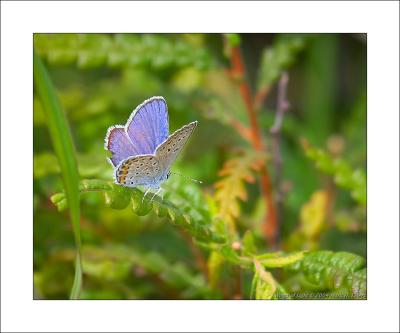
[33,33,366,300]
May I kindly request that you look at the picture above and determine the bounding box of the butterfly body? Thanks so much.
[105,96,197,191]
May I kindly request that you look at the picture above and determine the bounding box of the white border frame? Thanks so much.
[1,1,399,332]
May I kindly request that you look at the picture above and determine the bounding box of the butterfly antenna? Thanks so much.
[170,172,203,184]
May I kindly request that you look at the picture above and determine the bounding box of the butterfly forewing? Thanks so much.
[155,121,197,173]
[126,97,169,155]
[115,155,163,187]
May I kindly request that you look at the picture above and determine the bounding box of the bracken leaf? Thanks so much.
[257,251,305,268]
[287,251,367,299]
[253,259,277,300]
[51,179,225,244]
[214,151,267,234]
[257,35,308,91]
[301,139,366,206]
[34,34,212,71]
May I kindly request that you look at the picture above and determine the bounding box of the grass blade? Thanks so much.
[33,50,82,299]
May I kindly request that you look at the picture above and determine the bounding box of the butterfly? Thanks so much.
[104,96,197,200]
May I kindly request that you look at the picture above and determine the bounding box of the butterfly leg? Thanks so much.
[149,187,162,203]
[142,187,152,204]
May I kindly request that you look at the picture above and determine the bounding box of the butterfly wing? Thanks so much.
[114,155,163,187]
[105,126,140,167]
[105,96,169,166]
[126,96,169,155]
[155,121,197,174]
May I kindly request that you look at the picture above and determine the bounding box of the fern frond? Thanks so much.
[257,35,308,91]
[256,251,305,268]
[34,34,211,71]
[287,190,329,251]
[252,259,278,299]
[302,140,366,206]
[214,151,267,234]
[51,179,225,244]
[287,251,367,299]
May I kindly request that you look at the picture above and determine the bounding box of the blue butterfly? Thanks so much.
[105,96,197,200]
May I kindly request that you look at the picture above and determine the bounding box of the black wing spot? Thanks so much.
[168,148,171,152]
[152,162,157,166]
[131,181,133,184]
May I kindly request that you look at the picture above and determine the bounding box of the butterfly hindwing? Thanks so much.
[105,126,140,167]
[115,155,163,187]
[155,121,197,173]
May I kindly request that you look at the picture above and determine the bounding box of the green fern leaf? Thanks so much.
[252,259,277,300]
[257,251,305,268]
[288,251,367,299]
[258,35,308,91]
[302,140,366,206]
[51,179,225,244]
[34,34,212,71]
[214,151,267,234]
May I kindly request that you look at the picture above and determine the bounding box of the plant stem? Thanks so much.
[229,46,278,246]
[270,72,290,245]
[179,230,208,278]
[233,266,242,299]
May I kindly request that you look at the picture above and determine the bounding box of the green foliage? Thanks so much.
[207,251,225,289]
[34,51,82,299]
[83,245,215,299]
[51,179,225,244]
[225,34,241,47]
[256,251,305,268]
[252,260,278,300]
[242,230,257,255]
[287,190,329,251]
[287,251,366,299]
[302,140,366,206]
[251,259,294,300]
[34,34,212,71]
[214,151,267,235]
[257,34,307,91]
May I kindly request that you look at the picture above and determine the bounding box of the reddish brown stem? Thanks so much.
[229,119,253,142]
[229,46,278,246]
